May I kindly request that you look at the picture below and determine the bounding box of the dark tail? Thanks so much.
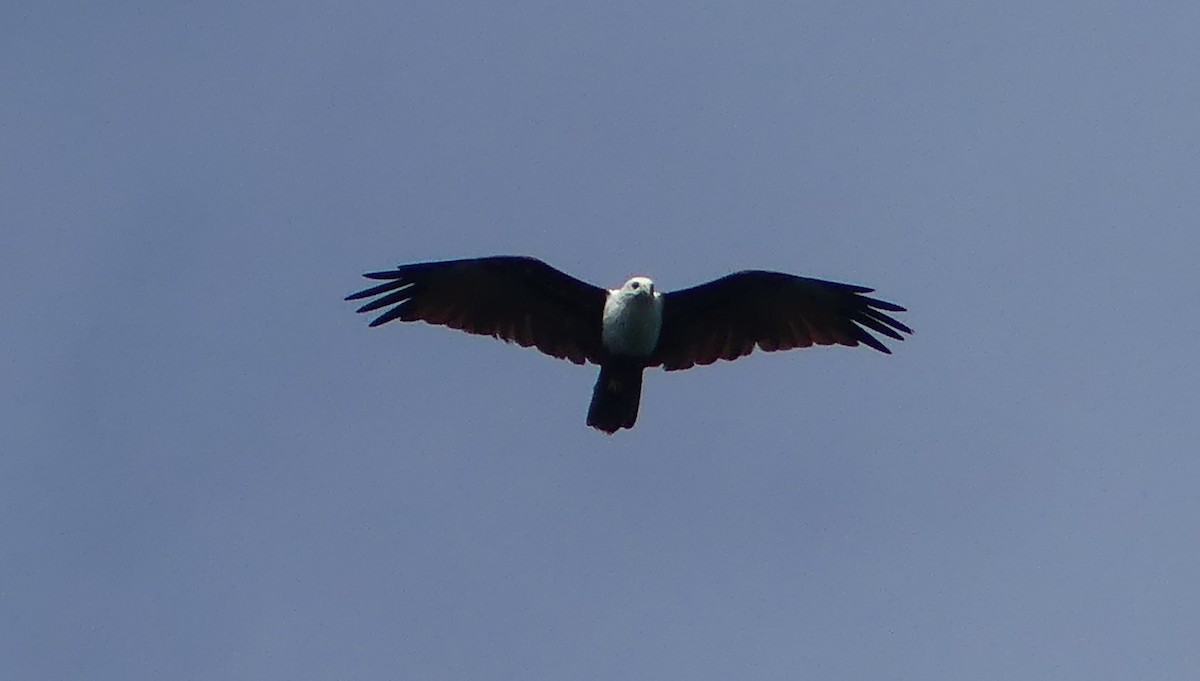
[587,363,644,434]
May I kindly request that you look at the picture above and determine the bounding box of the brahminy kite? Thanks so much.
[346,256,911,433]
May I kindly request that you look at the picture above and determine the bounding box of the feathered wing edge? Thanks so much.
[346,256,609,365]
[650,271,912,371]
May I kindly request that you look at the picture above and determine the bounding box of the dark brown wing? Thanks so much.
[650,270,912,371]
[346,256,608,365]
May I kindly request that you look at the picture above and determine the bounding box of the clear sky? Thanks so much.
[4,2,1199,679]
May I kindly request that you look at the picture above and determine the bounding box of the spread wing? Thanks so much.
[346,256,608,365]
[650,270,912,371]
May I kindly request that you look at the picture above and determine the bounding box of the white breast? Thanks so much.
[601,289,664,357]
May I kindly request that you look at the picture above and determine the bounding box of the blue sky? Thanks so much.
[4,2,1199,679]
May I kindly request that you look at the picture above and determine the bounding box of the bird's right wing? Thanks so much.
[346,256,608,364]
[650,270,912,371]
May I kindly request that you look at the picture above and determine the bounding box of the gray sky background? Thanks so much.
[4,2,1199,679]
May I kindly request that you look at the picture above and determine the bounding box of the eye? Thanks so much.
[631,281,640,289]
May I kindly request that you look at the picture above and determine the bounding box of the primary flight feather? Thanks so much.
[346,256,912,433]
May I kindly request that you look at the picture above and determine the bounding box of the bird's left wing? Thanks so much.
[650,270,912,371]
[346,256,608,364]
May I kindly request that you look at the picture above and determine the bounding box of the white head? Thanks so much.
[619,276,656,298]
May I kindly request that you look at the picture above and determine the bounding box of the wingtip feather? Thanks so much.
[363,270,403,280]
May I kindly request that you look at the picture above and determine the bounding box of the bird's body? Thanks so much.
[600,277,663,356]
[589,277,663,432]
[346,256,912,434]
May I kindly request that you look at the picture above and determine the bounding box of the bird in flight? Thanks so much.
[346,256,911,434]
